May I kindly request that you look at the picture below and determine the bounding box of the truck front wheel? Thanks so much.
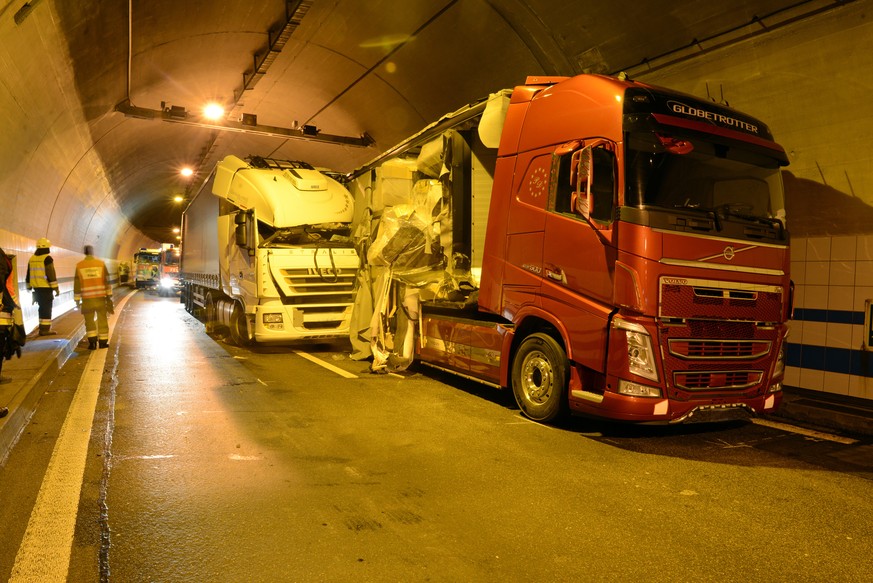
[511,333,568,422]
[229,303,254,346]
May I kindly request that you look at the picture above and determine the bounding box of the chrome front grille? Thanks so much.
[673,370,763,391]
[279,267,356,305]
[668,339,771,360]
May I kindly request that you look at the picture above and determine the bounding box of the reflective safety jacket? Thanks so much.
[27,253,59,291]
[74,256,111,301]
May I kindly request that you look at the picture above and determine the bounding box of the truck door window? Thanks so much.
[550,150,574,215]
[590,146,616,223]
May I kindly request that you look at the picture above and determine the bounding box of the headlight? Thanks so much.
[263,313,283,324]
[772,346,785,379]
[160,277,174,288]
[613,319,659,382]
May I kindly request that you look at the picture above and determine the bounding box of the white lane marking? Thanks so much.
[228,454,262,461]
[751,417,859,444]
[10,291,134,583]
[292,350,358,379]
[505,418,556,430]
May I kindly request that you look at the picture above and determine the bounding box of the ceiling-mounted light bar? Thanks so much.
[114,99,374,148]
[14,0,44,25]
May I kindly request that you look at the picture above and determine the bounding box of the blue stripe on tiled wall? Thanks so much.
[788,308,873,377]
[786,343,873,377]
[793,308,866,325]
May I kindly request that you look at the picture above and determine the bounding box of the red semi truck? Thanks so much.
[349,74,791,424]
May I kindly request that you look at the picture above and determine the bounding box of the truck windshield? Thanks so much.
[135,253,160,263]
[624,131,785,224]
[259,222,352,248]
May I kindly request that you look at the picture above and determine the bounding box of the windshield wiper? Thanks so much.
[715,203,785,236]
[672,203,722,231]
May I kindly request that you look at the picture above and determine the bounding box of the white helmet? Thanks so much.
[36,237,51,249]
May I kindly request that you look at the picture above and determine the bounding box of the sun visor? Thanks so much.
[416,136,444,178]
[478,90,511,149]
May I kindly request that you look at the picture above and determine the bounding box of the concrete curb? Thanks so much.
[774,390,873,439]
[0,322,84,464]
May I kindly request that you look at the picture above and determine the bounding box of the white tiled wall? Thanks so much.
[789,235,873,401]
[0,229,117,333]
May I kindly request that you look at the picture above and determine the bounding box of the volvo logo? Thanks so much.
[723,246,736,261]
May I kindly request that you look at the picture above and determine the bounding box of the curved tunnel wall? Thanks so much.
[0,2,154,329]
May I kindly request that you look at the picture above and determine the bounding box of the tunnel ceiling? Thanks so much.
[47,0,808,242]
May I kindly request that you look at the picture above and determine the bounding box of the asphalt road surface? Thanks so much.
[1,292,871,582]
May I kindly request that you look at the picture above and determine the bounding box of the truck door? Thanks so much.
[219,208,257,300]
[541,140,618,369]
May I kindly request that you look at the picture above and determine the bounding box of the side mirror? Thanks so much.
[570,147,590,194]
[235,223,247,247]
[234,210,255,255]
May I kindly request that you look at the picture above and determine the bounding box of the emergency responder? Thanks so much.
[73,245,114,350]
[26,237,60,336]
[1,246,14,409]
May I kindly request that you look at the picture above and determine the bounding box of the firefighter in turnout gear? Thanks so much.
[74,245,114,349]
[26,238,60,335]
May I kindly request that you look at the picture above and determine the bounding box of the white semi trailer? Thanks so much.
[180,155,358,344]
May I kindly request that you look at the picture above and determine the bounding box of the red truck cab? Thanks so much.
[359,74,790,424]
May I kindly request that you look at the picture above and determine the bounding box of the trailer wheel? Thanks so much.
[511,333,568,422]
[229,303,254,346]
[204,293,217,333]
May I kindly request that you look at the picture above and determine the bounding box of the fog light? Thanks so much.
[618,379,662,398]
[768,381,782,393]
[263,313,284,330]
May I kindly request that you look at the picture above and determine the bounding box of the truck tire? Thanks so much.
[229,303,254,346]
[511,333,568,422]
[205,293,217,333]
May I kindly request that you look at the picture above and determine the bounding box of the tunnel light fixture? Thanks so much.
[167,105,187,119]
[180,167,194,177]
[203,103,225,121]
[14,0,44,25]
[115,99,374,148]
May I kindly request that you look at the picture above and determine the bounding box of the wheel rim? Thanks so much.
[521,350,554,405]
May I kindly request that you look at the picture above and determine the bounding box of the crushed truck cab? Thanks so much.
[181,155,358,344]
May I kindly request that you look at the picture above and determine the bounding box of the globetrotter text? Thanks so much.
[668,100,759,134]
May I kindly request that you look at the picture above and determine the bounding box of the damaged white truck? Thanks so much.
[180,155,359,344]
